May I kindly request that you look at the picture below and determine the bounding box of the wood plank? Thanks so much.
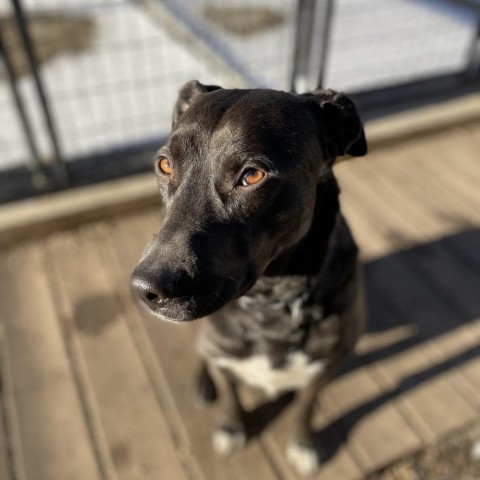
[365,149,480,232]
[103,212,279,480]
[0,244,102,480]
[455,357,480,405]
[336,152,480,439]
[365,274,478,439]
[336,143,480,263]
[0,328,14,480]
[322,363,422,473]
[0,319,27,480]
[0,401,11,480]
[234,363,365,480]
[443,127,480,182]
[336,159,441,252]
[345,135,480,406]
[433,127,480,192]
[44,228,190,480]
[401,134,480,216]
[337,190,394,261]
[397,245,480,407]
[368,279,479,438]
[338,123,480,242]
[361,295,435,441]
[339,145,479,331]
[258,398,364,480]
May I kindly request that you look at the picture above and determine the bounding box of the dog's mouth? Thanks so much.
[138,292,227,322]
[134,278,256,322]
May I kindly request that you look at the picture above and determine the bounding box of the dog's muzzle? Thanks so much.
[130,266,248,322]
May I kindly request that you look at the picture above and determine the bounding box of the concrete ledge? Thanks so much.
[1,92,480,247]
[0,174,160,246]
[366,92,480,150]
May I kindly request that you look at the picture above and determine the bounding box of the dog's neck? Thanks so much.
[264,174,340,277]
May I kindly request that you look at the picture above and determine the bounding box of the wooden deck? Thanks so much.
[1,122,480,480]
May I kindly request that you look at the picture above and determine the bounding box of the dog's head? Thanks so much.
[131,80,366,321]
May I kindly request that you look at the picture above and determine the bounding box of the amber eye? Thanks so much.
[157,156,172,175]
[241,169,265,186]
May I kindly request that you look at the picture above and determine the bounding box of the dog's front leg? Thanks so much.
[207,362,246,456]
[287,377,330,475]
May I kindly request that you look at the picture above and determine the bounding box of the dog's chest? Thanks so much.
[209,276,340,397]
[216,351,326,397]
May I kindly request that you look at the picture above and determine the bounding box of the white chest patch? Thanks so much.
[215,352,326,397]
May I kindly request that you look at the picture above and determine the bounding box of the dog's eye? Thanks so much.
[157,156,172,175]
[241,169,265,186]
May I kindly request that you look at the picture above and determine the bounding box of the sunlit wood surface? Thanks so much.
[1,122,480,480]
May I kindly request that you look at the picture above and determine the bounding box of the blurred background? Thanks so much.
[0,0,479,201]
[1,1,480,480]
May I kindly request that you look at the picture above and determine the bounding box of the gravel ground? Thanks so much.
[371,422,480,480]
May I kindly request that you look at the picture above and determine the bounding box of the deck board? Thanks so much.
[0,331,15,480]
[322,363,422,473]
[258,395,365,480]
[44,229,189,480]
[336,141,480,444]
[0,245,102,480]
[0,398,11,480]
[1,121,480,479]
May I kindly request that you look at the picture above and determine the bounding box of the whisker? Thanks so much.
[211,291,228,304]
[224,275,240,286]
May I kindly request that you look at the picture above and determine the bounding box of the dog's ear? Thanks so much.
[173,80,222,126]
[307,88,367,164]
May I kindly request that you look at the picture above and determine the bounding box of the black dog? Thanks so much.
[131,80,367,475]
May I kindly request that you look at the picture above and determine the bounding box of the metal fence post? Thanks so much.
[467,20,480,78]
[10,0,71,187]
[312,0,334,89]
[290,0,334,93]
[291,0,315,93]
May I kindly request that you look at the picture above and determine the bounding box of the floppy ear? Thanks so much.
[308,88,367,164]
[172,80,222,126]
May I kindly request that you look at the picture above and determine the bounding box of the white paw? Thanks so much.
[286,442,321,476]
[212,428,246,456]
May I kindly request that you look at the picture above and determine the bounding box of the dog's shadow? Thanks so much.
[244,229,480,464]
[243,391,295,439]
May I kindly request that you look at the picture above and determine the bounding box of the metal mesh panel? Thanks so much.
[326,0,478,92]
[160,0,297,89]
[0,0,234,168]
[0,76,30,169]
[0,0,478,178]
[0,0,297,170]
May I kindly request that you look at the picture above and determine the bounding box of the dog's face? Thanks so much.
[131,81,366,321]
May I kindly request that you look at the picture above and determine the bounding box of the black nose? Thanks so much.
[131,268,173,310]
